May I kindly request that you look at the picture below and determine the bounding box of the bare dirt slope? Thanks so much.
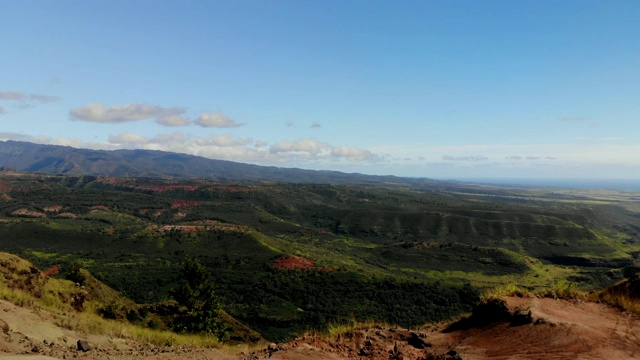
[2,296,640,359]
[430,296,640,359]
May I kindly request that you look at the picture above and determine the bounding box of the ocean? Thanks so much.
[454,178,640,192]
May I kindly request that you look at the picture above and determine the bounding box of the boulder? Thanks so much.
[77,339,92,352]
[0,319,9,333]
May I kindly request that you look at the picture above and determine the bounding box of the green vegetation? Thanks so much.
[0,172,638,341]
[171,257,228,340]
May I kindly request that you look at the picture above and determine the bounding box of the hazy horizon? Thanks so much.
[2,1,639,179]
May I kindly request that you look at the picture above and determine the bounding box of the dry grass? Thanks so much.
[482,280,588,302]
[0,252,224,348]
[595,275,640,314]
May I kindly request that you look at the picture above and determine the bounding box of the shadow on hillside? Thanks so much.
[443,298,532,332]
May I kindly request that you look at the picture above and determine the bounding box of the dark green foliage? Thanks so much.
[65,261,86,285]
[217,270,480,341]
[147,319,160,329]
[126,309,143,323]
[170,258,228,339]
[99,300,124,319]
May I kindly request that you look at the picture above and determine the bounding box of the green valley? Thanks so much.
[0,172,638,341]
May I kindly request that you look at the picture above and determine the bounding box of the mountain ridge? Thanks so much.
[0,140,435,185]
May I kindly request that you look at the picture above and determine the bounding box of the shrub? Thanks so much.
[65,261,86,285]
[170,258,229,340]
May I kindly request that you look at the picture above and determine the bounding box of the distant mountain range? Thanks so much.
[0,140,436,185]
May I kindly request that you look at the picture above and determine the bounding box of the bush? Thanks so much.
[65,261,86,285]
[170,257,229,340]
[99,300,124,319]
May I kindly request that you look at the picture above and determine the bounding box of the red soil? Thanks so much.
[57,212,77,219]
[10,209,46,218]
[91,205,109,211]
[171,211,187,221]
[152,209,166,217]
[171,200,200,208]
[96,176,119,184]
[43,205,63,212]
[42,266,60,276]
[273,256,334,272]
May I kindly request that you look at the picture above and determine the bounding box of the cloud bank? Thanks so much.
[193,113,242,128]
[70,103,187,125]
[0,91,61,112]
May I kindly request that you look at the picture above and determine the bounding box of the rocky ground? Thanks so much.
[1,296,640,360]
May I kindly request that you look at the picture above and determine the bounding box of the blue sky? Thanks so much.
[1,0,639,179]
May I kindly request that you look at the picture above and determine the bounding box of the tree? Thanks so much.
[170,257,228,339]
[65,261,86,285]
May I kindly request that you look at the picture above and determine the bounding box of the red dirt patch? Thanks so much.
[0,193,12,201]
[137,185,200,192]
[56,212,77,219]
[149,225,204,232]
[171,200,200,208]
[273,256,334,272]
[91,205,109,211]
[43,205,63,212]
[171,211,187,221]
[10,209,46,218]
[96,176,119,184]
[153,209,166,217]
[42,266,60,276]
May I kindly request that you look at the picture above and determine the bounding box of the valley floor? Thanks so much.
[2,296,640,359]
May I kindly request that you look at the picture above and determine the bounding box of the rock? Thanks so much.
[267,342,278,351]
[534,318,547,325]
[510,309,533,327]
[389,342,403,360]
[77,339,93,352]
[0,319,9,333]
[408,332,431,349]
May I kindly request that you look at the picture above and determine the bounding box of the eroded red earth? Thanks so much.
[273,256,334,272]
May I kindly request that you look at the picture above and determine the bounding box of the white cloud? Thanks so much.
[108,133,150,146]
[0,91,60,110]
[0,132,115,150]
[29,94,60,103]
[195,134,253,147]
[0,91,26,100]
[157,115,190,127]
[268,138,382,163]
[331,146,380,162]
[442,155,488,161]
[270,138,329,155]
[193,113,242,128]
[255,140,268,148]
[151,132,189,144]
[70,102,186,124]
